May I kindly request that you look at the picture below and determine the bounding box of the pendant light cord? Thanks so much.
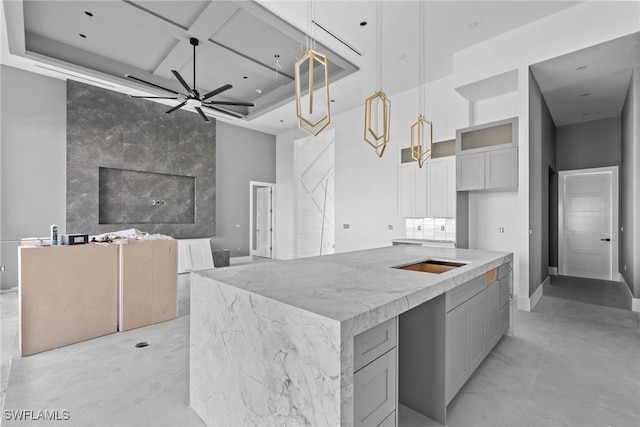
[376,0,383,92]
[306,0,317,51]
[418,0,426,117]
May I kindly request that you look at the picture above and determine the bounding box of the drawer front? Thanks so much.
[498,262,512,280]
[499,275,512,308]
[446,275,485,312]
[354,317,397,372]
[354,348,397,427]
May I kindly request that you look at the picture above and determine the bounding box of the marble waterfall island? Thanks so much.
[190,245,513,426]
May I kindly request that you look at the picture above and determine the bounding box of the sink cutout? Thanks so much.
[395,259,467,274]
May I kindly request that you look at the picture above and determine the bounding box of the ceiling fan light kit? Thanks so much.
[125,37,254,122]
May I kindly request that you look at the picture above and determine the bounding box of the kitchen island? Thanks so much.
[190,245,512,426]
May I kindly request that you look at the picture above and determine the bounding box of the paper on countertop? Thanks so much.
[90,229,173,243]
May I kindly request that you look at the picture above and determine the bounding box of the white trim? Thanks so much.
[620,274,640,312]
[548,267,558,276]
[517,278,545,312]
[558,166,619,280]
[229,256,253,265]
[0,286,18,294]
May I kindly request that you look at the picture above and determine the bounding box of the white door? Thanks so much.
[256,187,272,258]
[559,167,618,280]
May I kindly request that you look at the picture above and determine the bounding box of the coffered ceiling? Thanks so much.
[1,0,584,134]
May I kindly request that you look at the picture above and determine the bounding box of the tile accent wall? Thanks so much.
[405,218,457,241]
[66,81,216,238]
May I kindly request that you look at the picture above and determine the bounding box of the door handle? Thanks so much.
[600,238,611,241]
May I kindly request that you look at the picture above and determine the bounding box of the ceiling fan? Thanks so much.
[125,37,254,121]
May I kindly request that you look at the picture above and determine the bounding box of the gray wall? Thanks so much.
[0,65,67,290]
[213,122,275,257]
[556,117,621,171]
[620,67,639,297]
[67,81,216,238]
[529,71,557,297]
[0,66,276,289]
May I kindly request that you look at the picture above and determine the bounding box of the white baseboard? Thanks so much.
[0,286,18,294]
[548,267,558,276]
[229,256,253,265]
[620,274,640,312]
[517,278,545,312]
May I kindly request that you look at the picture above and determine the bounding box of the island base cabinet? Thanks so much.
[354,348,397,427]
[445,302,470,404]
[499,303,510,336]
[486,281,500,352]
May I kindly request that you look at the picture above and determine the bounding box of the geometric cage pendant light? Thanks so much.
[364,0,391,158]
[294,0,331,137]
[410,0,433,168]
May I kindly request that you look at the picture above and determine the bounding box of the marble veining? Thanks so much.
[66,80,216,238]
[190,245,512,426]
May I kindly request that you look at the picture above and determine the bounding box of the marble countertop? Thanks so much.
[392,238,456,246]
[194,245,511,330]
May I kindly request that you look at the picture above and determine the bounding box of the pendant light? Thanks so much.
[364,0,390,158]
[410,0,433,168]
[294,0,331,137]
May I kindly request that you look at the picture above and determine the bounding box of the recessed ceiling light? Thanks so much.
[79,34,87,38]
[581,112,591,116]
[84,11,93,17]
[576,65,588,71]
[256,89,262,94]
[468,22,478,29]
[243,76,248,79]
[280,119,284,123]
[579,93,590,98]
[360,21,367,27]
[398,54,407,60]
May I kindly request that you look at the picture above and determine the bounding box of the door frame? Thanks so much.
[249,181,275,258]
[558,166,619,280]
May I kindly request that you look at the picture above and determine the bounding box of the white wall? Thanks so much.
[275,74,468,257]
[0,65,67,289]
[276,0,640,306]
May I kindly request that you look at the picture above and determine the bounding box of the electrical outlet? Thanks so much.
[624,265,627,271]
[387,225,393,230]
[0,265,6,272]
[343,224,350,229]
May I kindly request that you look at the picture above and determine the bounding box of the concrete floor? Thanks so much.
[1,273,638,427]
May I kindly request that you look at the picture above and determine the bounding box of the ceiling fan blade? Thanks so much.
[195,107,210,122]
[203,100,255,107]
[129,96,180,99]
[171,70,195,96]
[201,104,244,119]
[165,101,187,114]
[125,74,182,96]
[201,84,233,101]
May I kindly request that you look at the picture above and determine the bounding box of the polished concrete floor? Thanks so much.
[1,273,638,427]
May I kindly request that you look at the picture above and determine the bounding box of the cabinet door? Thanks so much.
[414,166,427,218]
[427,159,448,218]
[499,275,511,308]
[499,303,510,336]
[456,153,485,191]
[445,301,469,404]
[354,349,397,427]
[485,281,500,352]
[485,147,518,190]
[446,157,456,218]
[397,166,415,218]
[468,290,487,373]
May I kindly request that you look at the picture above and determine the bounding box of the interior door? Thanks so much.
[559,168,617,280]
[256,187,272,258]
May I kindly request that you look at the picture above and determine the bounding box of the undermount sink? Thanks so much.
[394,259,467,274]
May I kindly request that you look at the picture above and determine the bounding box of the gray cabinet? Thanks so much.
[456,117,518,191]
[485,281,500,352]
[445,300,470,403]
[354,318,397,427]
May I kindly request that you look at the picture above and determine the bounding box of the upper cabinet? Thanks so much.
[426,156,456,218]
[455,117,518,191]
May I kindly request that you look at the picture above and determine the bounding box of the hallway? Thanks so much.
[545,275,632,310]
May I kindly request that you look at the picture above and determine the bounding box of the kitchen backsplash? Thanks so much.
[405,218,456,241]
